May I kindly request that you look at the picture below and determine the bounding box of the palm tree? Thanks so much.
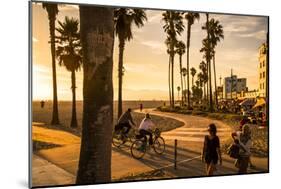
[76,6,114,184]
[175,40,186,105]
[163,11,184,108]
[199,61,208,100]
[56,16,82,128]
[208,18,224,107]
[42,3,60,125]
[201,13,214,112]
[185,12,200,109]
[181,67,187,102]
[114,8,147,118]
[190,67,197,87]
[177,86,181,102]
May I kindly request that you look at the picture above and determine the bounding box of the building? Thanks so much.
[224,75,247,99]
[244,89,259,98]
[258,43,267,97]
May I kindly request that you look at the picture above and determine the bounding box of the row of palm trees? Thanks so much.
[41,3,224,183]
[42,3,147,128]
[162,11,224,112]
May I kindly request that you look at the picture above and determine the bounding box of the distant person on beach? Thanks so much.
[139,103,143,112]
[138,113,155,146]
[115,108,136,135]
[40,100,45,108]
[202,124,222,176]
[232,124,252,174]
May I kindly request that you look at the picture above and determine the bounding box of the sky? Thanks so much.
[32,3,268,101]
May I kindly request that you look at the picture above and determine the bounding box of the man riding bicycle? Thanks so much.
[115,108,136,136]
[138,113,155,146]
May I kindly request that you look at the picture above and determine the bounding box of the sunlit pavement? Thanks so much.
[32,109,268,186]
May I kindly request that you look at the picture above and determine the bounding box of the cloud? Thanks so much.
[140,40,166,54]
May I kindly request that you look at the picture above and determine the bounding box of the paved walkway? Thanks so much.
[32,109,268,187]
[135,108,233,143]
[32,154,75,187]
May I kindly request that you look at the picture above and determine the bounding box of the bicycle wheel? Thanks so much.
[112,131,126,147]
[130,139,146,159]
[153,137,165,154]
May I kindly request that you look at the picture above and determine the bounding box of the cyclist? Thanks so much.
[138,113,155,146]
[115,108,136,136]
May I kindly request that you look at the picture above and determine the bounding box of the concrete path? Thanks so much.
[135,108,233,143]
[32,109,268,187]
[32,154,75,187]
[32,125,154,187]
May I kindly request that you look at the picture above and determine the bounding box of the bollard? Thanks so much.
[174,139,177,170]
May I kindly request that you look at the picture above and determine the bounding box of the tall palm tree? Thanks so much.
[114,8,147,118]
[56,16,82,128]
[199,61,208,100]
[163,11,184,108]
[208,18,224,107]
[175,40,186,105]
[42,3,60,125]
[201,13,214,112]
[165,38,172,105]
[76,6,114,184]
[177,86,181,102]
[190,67,197,87]
[185,12,200,109]
[181,67,187,102]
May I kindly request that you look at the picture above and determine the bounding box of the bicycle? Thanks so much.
[112,126,135,148]
[130,128,165,159]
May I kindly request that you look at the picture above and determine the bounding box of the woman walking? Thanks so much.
[202,124,222,175]
[231,124,252,174]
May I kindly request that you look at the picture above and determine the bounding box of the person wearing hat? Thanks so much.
[202,124,222,175]
[231,124,252,173]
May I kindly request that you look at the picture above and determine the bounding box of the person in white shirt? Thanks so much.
[231,124,252,173]
[138,113,155,145]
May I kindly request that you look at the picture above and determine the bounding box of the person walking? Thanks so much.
[231,124,252,174]
[139,103,143,112]
[202,124,222,175]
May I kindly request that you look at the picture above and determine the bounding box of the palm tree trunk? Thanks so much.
[179,55,184,106]
[206,13,213,112]
[213,53,218,109]
[171,54,175,108]
[183,75,187,103]
[192,76,194,88]
[118,38,125,118]
[206,62,209,103]
[76,6,114,184]
[186,23,191,109]
[168,56,171,107]
[204,83,206,100]
[49,14,60,125]
[70,71,78,128]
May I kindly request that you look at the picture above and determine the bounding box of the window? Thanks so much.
[260,83,262,89]
[263,61,265,67]
[260,73,262,79]
[263,71,265,78]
